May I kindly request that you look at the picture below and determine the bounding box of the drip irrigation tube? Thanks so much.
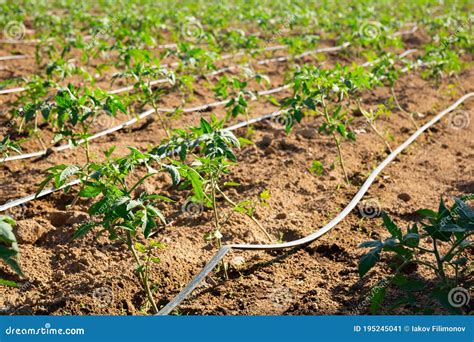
[0,91,471,224]
[0,55,29,61]
[0,86,289,163]
[0,24,418,96]
[0,109,282,212]
[0,48,418,164]
[0,21,417,60]
[157,92,474,315]
[0,43,349,96]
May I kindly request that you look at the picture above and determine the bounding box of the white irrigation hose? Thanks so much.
[0,43,349,97]
[0,45,295,96]
[0,55,30,61]
[0,49,418,163]
[0,88,471,216]
[0,87,26,95]
[0,43,287,64]
[0,86,289,163]
[156,92,474,315]
[0,24,418,96]
[0,109,281,212]
[0,35,93,45]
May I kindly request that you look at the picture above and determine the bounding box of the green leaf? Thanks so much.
[59,165,80,183]
[358,249,380,277]
[163,164,180,186]
[438,198,450,220]
[370,284,386,314]
[89,197,110,215]
[403,232,419,247]
[0,221,16,245]
[73,221,97,239]
[358,240,383,248]
[309,160,324,176]
[439,223,465,232]
[0,278,18,287]
[104,146,116,158]
[453,197,474,221]
[200,118,212,133]
[150,257,161,264]
[187,169,204,202]
[146,205,166,225]
[35,175,54,198]
[135,242,146,253]
[382,212,402,240]
[78,185,102,198]
[0,245,22,275]
[126,200,141,211]
[416,209,437,218]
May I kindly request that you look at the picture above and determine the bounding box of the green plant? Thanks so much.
[309,160,324,176]
[368,53,419,128]
[46,85,126,162]
[0,215,22,287]
[0,135,22,159]
[358,195,473,314]
[169,42,218,74]
[11,76,55,148]
[113,62,175,138]
[358,104,393,152]
[418,44,462,83]
[281,65,357,184]
[36,147,179,313]
[156,117,272,247]
[213,76,253,122]
[213,72,268,133]
[175,117,241,248]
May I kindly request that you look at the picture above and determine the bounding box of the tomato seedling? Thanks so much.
[359,195,473,314]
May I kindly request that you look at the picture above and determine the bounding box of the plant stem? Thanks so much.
[441,234,471,263]
[211,177,227,279]
[332,133,350,184]
[432,238,447,284]
[217,187,273,241]
[126,231,159,314]
[211,178,221,235]
[81,123,91,164]
[84,140,90,164]
[321,101,350,184]
[34,116,47,150]
[18,116,26,134]
[390,86,419,129]
[151,100,170,139]
[357,102,392,152]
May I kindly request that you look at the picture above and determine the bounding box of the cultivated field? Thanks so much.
[0,0,472,315]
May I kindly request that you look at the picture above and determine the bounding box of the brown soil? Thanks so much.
[0,34,473,315]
